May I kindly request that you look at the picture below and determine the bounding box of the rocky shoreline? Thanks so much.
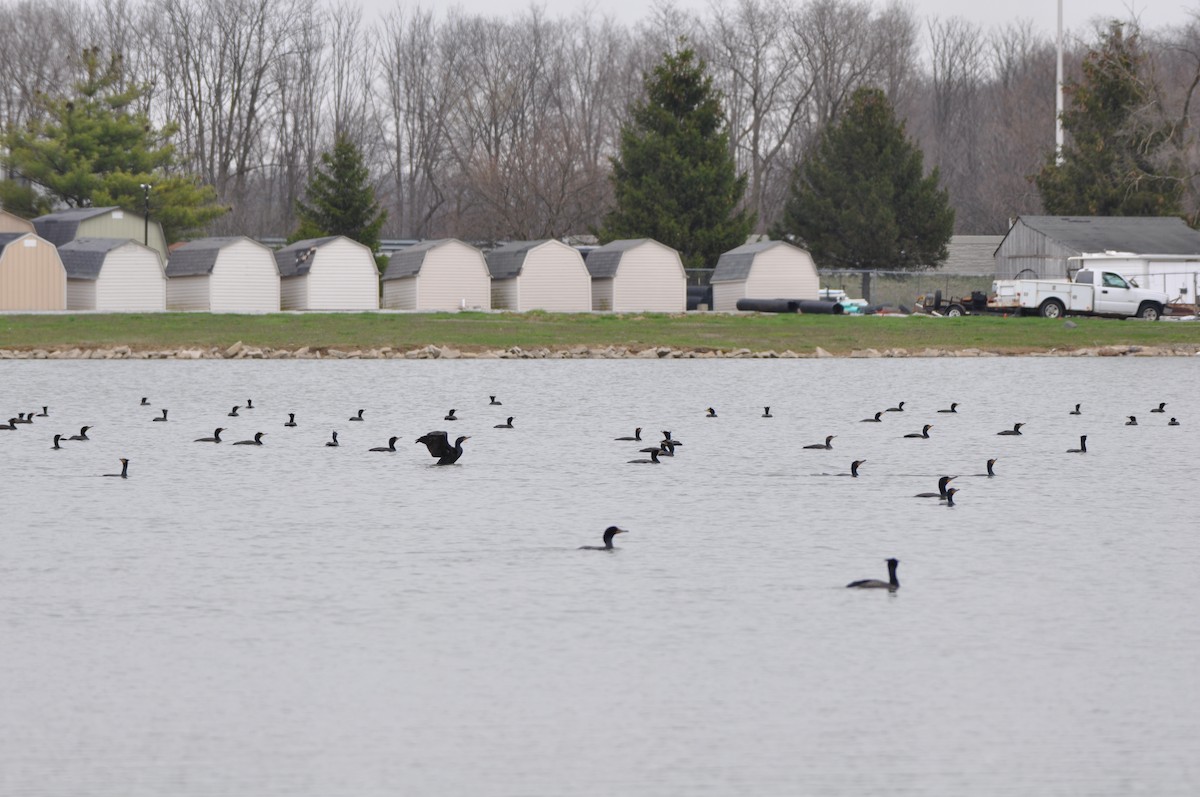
[2,342,1198,360]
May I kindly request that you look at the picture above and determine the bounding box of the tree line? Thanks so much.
[2,0,1199,247]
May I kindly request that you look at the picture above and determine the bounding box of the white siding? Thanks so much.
[280,276,308,310]
[712,281,743,311]
[591,278,613,311]
[382,277,418,309]
[210,238,280,312]
[67,279,97,310]
[515,242,591,312]
[491,278,518,310]
[94,244,166,311]
[167,275,210,310]
[612,242,686,312]
[416,241,491,310]
[743,246,818,301]
[305,239,379,309]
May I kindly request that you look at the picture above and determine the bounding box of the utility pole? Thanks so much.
[1056,0,1064,164]
[139,183,152,245]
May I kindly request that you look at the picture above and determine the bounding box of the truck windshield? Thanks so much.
[1102,272,1130,289]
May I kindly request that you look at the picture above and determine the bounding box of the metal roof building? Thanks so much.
[710,240,818,311]
[486,240,591,312]
[585,239,686,312]
[381,239,490,311]
[0,232,66,310]
[58,238,165,311]
[166,236,280,312]
[33,206,168,262]
[995,216,1200,279]
[274,236,379,310]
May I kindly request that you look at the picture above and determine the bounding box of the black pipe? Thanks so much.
[792,299,844,315]
[736,298,845,314]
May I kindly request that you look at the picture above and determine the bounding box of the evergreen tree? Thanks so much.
[1036,22,1181,216]
[599,44,753,269]
[293,135,386,269]
[2,47,226,241]
[774,87,953,270]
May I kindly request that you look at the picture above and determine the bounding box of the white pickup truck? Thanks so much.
[990,269,1170,320]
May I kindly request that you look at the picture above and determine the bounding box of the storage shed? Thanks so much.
[486,239,591,312]
[58,238,166,311]
[995,216,1200,279]
[381,239,491,311]
[710,240,819,311]
[274,236,379,310]
[165,236,280,312]
[34,206,168,262]
[585,239,686,312]
[0,232,66,310]
[0,209,35,234]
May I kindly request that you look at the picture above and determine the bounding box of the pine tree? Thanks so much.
[599,44,753,269]
[774,87,954,271]
[1036,22,1182,216]
[293,135,386,268]
[2,47,226,241]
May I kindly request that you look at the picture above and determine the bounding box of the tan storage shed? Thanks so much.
[166,236,280,313]
[0,209,35,234]
[34,206,167,262]
[274,236,379,310]
[58,238,166,311]
[585,239,686,312]
[0,232,67,310]
[486,240,592,312]
[710,240,819,311]
[381,239,491,311]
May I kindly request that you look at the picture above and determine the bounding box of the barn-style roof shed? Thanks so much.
[274,236,379,310]
[995,216,1200,279]
[381,239,490,311]
[33,206,168,261]
[710,240,818,311]
[0,232,66,310]
[166,236,279,312]
[0,209,35,234]
[58,238,165,311]
[585,239,686,312]
[486,239,591,312]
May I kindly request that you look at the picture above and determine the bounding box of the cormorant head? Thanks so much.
[602,526,628,544]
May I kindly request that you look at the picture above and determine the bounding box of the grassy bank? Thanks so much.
[1,311,1198,355]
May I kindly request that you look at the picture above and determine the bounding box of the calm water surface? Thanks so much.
[1,358,1197,796]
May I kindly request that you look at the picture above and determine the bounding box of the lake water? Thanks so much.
[1,357,1197,796]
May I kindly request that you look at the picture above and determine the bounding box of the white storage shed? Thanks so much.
[165,236,280,312]
[274,236,379,310]
[585,239,686,312]
[58,238,166,311]
[710,240,819,311]
[381,239,491,311]
[486,240,592,312]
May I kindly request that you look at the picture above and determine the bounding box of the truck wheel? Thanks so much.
[946,304,966,317]
[1137,302,1162,321]
[1039,299,1065,319]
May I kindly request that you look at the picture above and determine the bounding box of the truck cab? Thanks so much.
[1074,270,1143,316]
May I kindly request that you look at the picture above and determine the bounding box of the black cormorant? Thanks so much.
[0,418,17,430]
[284,413,297,427]
[944,487,959,506]
[1151,402,1167,413]
[762,407,772,418]
[838,460,866,477]
[628,449,661,464]
[445,409,458,421]
[579,526,628,550]
[36,407,48,417]
[903,424,932,439]
[916,475,955,498]
[68,425,92,441]
[1069,403,1082,415]
[938,403,959,413]
[233,432,266,446]
[416,431,470,465]
[195,427,225,443]
[886,401,906,412]
[103,458,129,478]
[997,422,1025,436]
[494,417,514,429]
[489,396,502,405]
[847,558,899,590]
[614,428,642,441]
[978,458,998,477]
[325,431,340,447]
[861,411,883,422]
[228,405,240,417]
[1168,417,1180,426]
[803,435,836,450]
[706,407,717,417]
[1066,435,1087,453]
[153,409,168,422]
[140,397,150,406]
[369,436,399,452]
[349,409,365,421]
[52,434,64,449]
[245,399,255,409]
[1126,416,1138,426]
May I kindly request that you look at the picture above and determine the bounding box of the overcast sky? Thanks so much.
[368,0,1194,35]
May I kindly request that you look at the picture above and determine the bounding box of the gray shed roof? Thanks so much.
[485,240,548,279]
[585,239,655,278]
[58,237,135,280]
[1007,216,1200,256]
[711,240,802,283]
[382,238,464,280]
[0,232,30,254]
[166,236,251,277]
[274,236,340,277]
[33,207,120,246]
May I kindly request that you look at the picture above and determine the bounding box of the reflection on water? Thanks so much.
[1,358,1197,795]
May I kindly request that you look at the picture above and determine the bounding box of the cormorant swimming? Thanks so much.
[938,403,959,413]
[494,417,514,429]
[68,425,92,441]
[980,458,998,477]
[997,422,1026,436]
[944,487,959,506]
[140,397,150,406]
[325,431,340,447]
[416,431,470,465]
[445,409,458,421]
[1126,416,1138,426]
[369,436,399,452]
[284,413,297,427]
[1070,403,1082,415]
[1151,402,1167,413]
[903,424,932,439]
[916,475,955,498]
[628,449,661,464]
[15,413,31,424]
[195,427,225,443]
[245,399,255,409]
[706,407,717,417]
[102,458,129,479]
[0,418,17,430]
[1168,417,1180,426]
[886,402,906,412]
[349,409,365,421]
[838,460,866,477]
[52,434,64,449]
[847,558,899,590]
[579,526,628,550]
[36,407,49,417]
[661,431,683,446]
[803,435,836,450]
[228,405,241,417]
[490,396,502,405]
[615,428,642,441]
[152,409,168,422]
[1066,435,1087,453]
[762,407,772,418]
[233,432,267,446]
[861,411,883,422]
